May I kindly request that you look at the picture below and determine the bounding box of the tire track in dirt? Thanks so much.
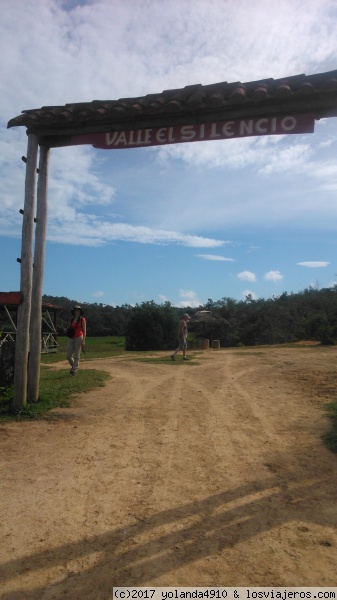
[179,352,269,481]
[63,359,185,528]
[2,349,337,596]
[178,351,328,508]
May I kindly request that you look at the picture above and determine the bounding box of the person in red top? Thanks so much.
[66,305,86,376]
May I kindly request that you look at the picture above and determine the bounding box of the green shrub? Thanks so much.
[126,301,178,351]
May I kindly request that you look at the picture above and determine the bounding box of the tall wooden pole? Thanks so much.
[28,145,50,403]
[13,134,39,410]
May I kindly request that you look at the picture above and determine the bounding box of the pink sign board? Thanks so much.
[70,114,315,149]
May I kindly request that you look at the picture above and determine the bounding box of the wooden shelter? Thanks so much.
[7,69,337,407]
[189,310,230,345]
[0,292,61,353]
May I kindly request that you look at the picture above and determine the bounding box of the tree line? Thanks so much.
[41,284,337,349]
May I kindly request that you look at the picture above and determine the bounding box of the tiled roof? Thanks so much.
[7,70,337,141]
[0,292,22,306]
[0,292,62,310]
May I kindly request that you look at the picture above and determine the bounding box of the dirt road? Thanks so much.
[1,345,337,598]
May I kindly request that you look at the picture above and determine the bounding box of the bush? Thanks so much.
[125,301,178,351]
[0,342,15,386]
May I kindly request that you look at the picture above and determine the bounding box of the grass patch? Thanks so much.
[322,401,337,453]
[41,336,126,364]
[0,366,109,422]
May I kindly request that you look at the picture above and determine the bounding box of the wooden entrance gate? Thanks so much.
[7,69,337,407]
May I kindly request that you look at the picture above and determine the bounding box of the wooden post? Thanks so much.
[13,134,38,409]
[28,146,50,403]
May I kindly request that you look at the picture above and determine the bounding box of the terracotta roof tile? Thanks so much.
[229,84,247,102]
[7,70,337,140]
[274,83,292,97]
[297,80,315,94]
[252,85,269,100]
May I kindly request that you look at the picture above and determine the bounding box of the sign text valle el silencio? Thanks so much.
[83,114,314,149]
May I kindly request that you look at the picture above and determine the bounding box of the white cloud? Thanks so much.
[242,290,258,300]
[2,0,337,311]
[237,271,257,282]
[197,254,235,262]
[49,147,116,209]
[309,159,337,191]
[247,246,261,254]
[47,217,225,247]
[176,289,201,308]
[158,138,315,177]
[297,261,330,268]
[2,0,337,250]
[2,0,333,121]
[258,143,314,175]
[264,270,284,281]
[92,291,104,298]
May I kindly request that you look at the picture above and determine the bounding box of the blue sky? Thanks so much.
[1,0,337,307]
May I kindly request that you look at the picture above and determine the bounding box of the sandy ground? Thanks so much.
[1,344,337,598]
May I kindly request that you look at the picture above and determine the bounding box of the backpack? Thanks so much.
[66,317,83,338]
